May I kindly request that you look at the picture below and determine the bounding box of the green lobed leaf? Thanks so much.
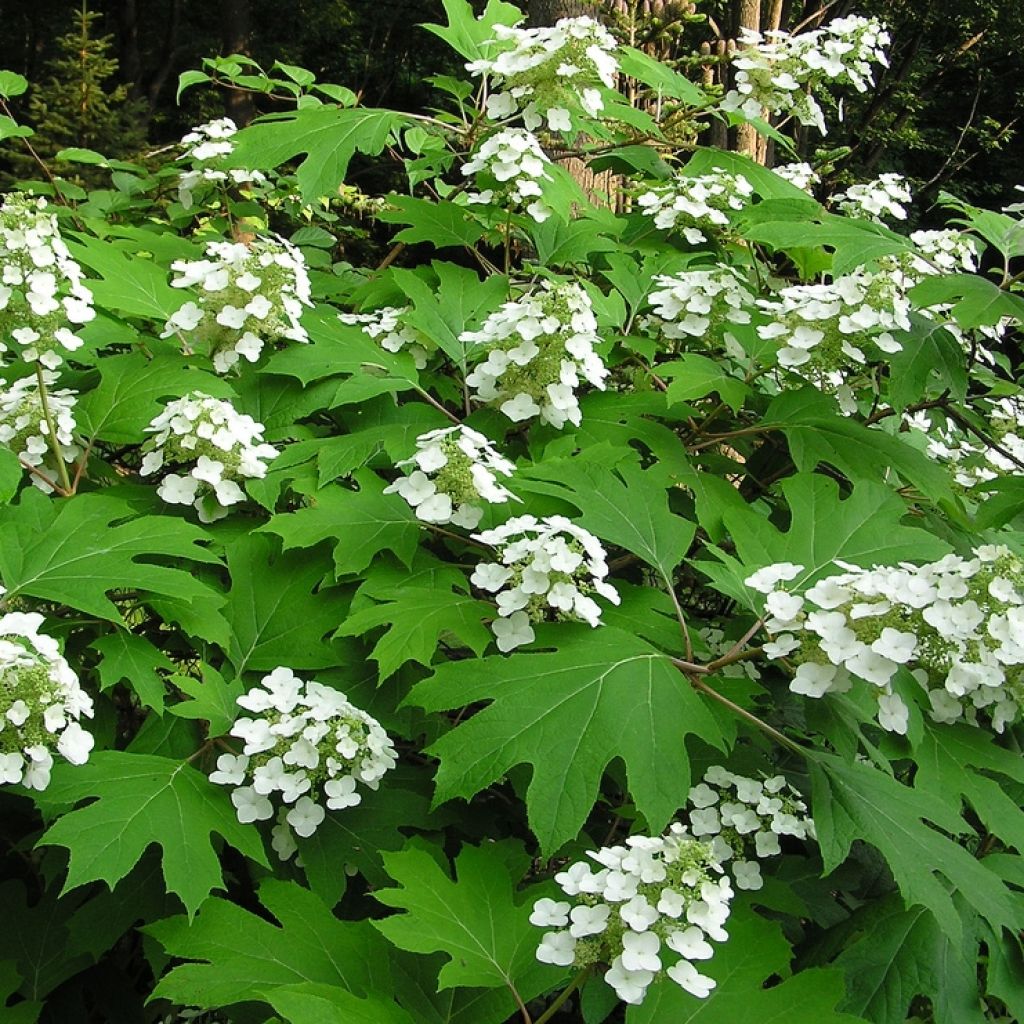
[339,586,493,679]
[809,753,1019,943]
[377,195,487,250]
[421,0,523,61]
[0,489,223,623]
[146,879,391,1008]
[408,627,726,853]
[660,354,750,412]
[228,106,406,201]
[91,630,173,711]
[373,840,562,1001]
[40,752,269,917]
[262,469,421,577]
[222,533,352,674]
[264,982,416,1024]
[166,663,244,738]
[909,273,1024,329]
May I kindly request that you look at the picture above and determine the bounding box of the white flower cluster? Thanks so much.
[177,118,267,209]
[903,229,979,275]
[140,392,278,521]
[748,547,1024,733]
[722,16,890,134]
[467,16,618,131]
[462,128,554,223]
[833,173,912,222]
[905,398,1024,490]
[463,281,607,428]
[772,162,820,192]
[686,766,814,891]
[210,667,397,859]
[163,236,312,373]
[636,170,754,242]
[531,824,733,1004]
[384,425,516,528]
[646,265,755,343]
[756,266,910,375]
[0,372,79,493]
[338,306,430,370]
[471,514,620,651]
[0,194,95,368]
[0,605,94,791]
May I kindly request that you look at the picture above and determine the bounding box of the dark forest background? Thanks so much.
[0,0,1021,211]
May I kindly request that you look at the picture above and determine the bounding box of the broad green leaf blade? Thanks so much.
[146,879,391,1007]
[618,46,708,107]
[377,196,487,250]
[517,450,696,580]
[166,663,244,738]
[223,533,352,674]
[765,389,960,508]
[421,0,522,61]
[263,470,421,577]
[67,237,182,320]
[408,628,726,853]
[91,630,172,711]
[724,474,951,591]
[910,273,1024,329]
[885,319,967,412]
[833,895,985,1024]
[661,354,750,411]
[265,982,415,1024]
[627,907,862,1024]
[228,107,406,201]
[373,840,561,1001]
[0,489,223,623]
[40,752,269,917]
[77,352,230,444]
[390,950,519,1024]
[339,587,492,678]
[809,753,1019,942]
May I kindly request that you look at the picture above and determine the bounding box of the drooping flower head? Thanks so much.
[636,170,754,242]
[531,824,733,1005]
[140,391,278,522]
[0,372,79,493]
[384,425,517,529]
[462,128,555,223]
[467,16,618,132]
[163,235,312,373]
[472,514,620,650]
[210,667,397,859]
[463,281,607,428]
[0,194,95,368]
[0,605,94,791]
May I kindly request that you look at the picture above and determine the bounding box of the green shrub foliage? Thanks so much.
[0,3,1023,1022]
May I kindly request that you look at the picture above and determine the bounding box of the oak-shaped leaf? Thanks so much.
[147,879,391,1009]
[0,489,223,623]
[809,753,1020,944]
[39,752,269,917]
[373,840,562,1005]
[408,627,726,853]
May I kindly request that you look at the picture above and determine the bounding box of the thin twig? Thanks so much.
[35,365,73,494]
[534,969,591,1024]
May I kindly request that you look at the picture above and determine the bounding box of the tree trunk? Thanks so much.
[735,0,762,159]
[527,0,599,25]
[221,0,255,126]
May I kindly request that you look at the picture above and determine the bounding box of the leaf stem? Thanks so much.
[534,968,591,1024]
[35,365,73,495]
[688,674,806,755]
[412,384,462,426]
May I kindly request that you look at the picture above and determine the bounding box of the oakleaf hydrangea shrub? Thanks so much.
[472,514,620,650]
[0,194,95,367]
[531,825,733,1003]
[749,547,1024,732]
[833,172,913,222]
[463,280,607,426]
[140,392,278,520]
[686,767,815,891]
[467,15,618,131]
[0,3,1023,1021]
[0,604,94,790]
[384,424,516,527]
[210,666,397,858]
[0,371,78,491]
[163,236,312,372]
